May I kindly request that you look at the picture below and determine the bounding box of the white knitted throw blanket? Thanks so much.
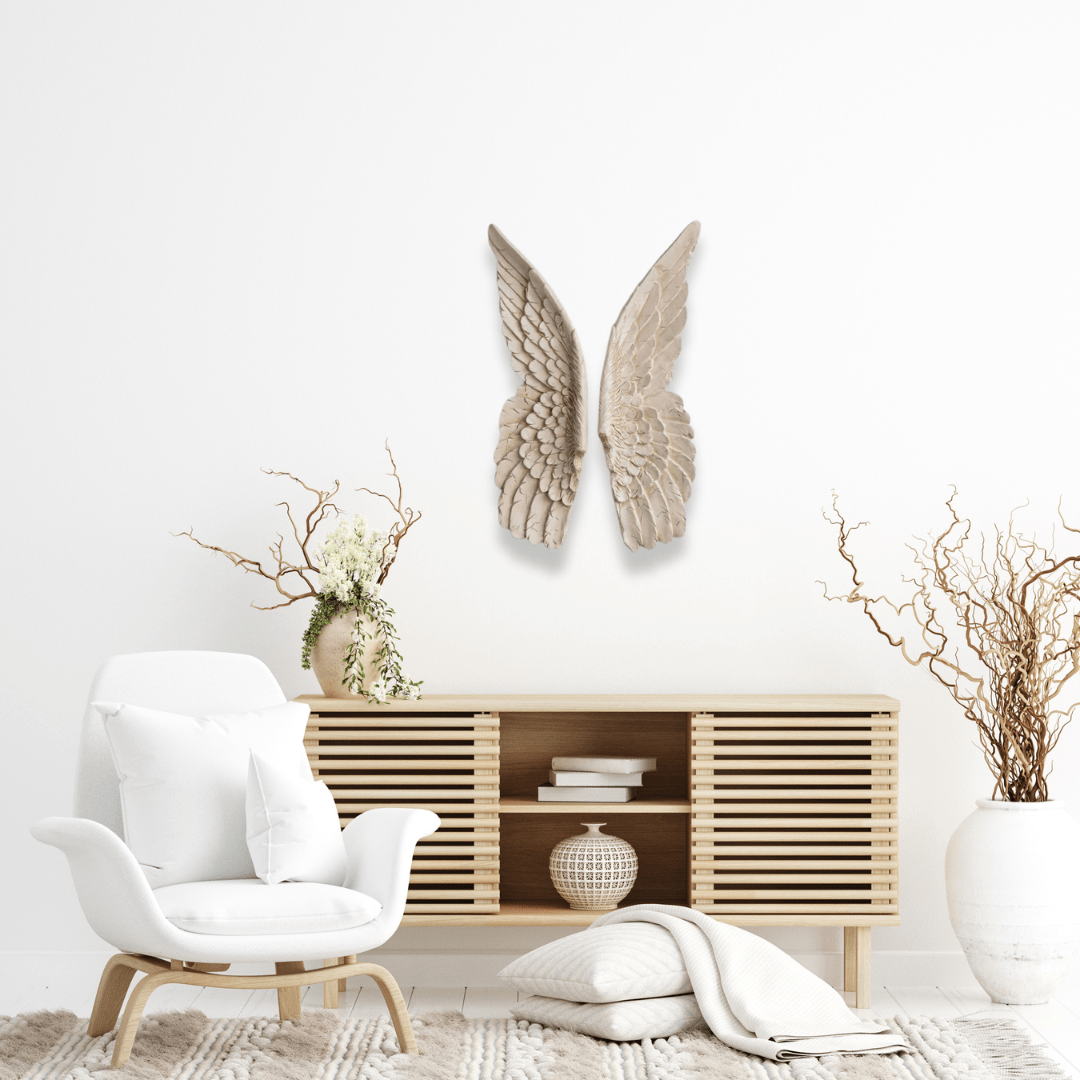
[592,904,908,1060]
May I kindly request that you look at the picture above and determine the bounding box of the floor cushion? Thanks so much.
[498,922,692,1002]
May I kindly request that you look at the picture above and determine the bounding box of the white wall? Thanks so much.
[2,1,1078,979]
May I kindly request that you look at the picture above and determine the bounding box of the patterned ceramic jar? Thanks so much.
[549,823,638,911]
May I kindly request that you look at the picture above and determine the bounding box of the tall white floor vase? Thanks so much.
[945,799,1080,1004]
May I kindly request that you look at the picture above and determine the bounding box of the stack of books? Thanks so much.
[536,755,658,802]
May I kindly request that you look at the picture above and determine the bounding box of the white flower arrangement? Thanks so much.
[316,514,391,606]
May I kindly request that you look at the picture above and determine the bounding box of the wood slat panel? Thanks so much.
[691,746,888,757]
[692,859,888,870]
[692,717,896,729]
[310,709,501,915]
[699,844,898,855]
[314,759,498,769]
[697,873,897,883]
[404,902,500,913]
[692,729,895,740]
[691,889,899,900]
[413,841,499,850]
[693,803,894,813]
[691,788,894,799]
[693,903,899,914]
[692,760,890,770]
[415,830,499,841]
[333,776,499,787]
[338,802,501,812]
[689,709,898,918]
[406,888,499,899]
[408,868,501,876]
[332,794,496,803]
[308,731,496,741]
[313,749,496,761]
[692,817,897,828]
[689,830,894,841]
[693,778,889,789]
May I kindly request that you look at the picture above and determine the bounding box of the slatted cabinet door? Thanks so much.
[689,709,899,921]
[306,707,500,915]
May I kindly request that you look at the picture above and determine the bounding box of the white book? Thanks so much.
[549,769,645,787]
[550,755,657,774]
[537,784,636,802]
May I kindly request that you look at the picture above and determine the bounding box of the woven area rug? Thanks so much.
[0,1009,1069,1080]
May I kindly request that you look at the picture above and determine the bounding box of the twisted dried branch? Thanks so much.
[174,472,340,610]
[176,445,419,607]
[821,490,1080,801]
[358,442,423,586]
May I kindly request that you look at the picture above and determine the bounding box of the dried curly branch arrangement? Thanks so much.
[822,491,1080,801]
[176,445,420,607]
[176,473,341,611]
[176,443,422,702]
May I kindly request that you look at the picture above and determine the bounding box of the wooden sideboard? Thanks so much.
[298,693,899,1006]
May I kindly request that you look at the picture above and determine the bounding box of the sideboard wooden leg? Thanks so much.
[843,927,856,992]
[844,926,872,1008]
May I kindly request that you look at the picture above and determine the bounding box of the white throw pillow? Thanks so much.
[95,699,312,888]
[246,750,347,886]
[512,993,704,1041]
[498,923,692,1003]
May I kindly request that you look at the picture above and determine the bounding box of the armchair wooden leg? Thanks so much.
[276,961,305,1021]
[323,960,339,1008]
[362,963,417,1053]
[88,954,139,1037]
[111,969,177,1068]
[323,954,361,1005]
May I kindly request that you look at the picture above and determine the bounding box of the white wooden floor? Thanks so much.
[1,959,1077,1078]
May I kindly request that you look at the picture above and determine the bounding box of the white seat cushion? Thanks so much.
[154,879,382,936]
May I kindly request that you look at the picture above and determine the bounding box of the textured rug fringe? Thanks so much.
[0,1009,1071,1079]
[952,1016,1071,1080]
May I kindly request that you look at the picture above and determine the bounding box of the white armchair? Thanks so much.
[31,651,439,1068]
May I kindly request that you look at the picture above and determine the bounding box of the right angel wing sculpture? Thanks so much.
[599,221,699,551]
[490,221,699,552]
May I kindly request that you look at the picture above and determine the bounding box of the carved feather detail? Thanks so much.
[598,221,699,551]
[489,225,588,549]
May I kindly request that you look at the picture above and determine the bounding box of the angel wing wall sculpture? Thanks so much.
[490,221,699,551]
[489,225,588,549]
[599,221,699,551]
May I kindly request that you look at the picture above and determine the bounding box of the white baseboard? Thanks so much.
[4,949,1075,995]
[362,949,987,989]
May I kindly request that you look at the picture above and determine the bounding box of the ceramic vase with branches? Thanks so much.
[823,491,1080,1003]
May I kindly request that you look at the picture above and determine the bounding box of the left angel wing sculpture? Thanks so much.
[489,225,588,549]
[489,222,699,551]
